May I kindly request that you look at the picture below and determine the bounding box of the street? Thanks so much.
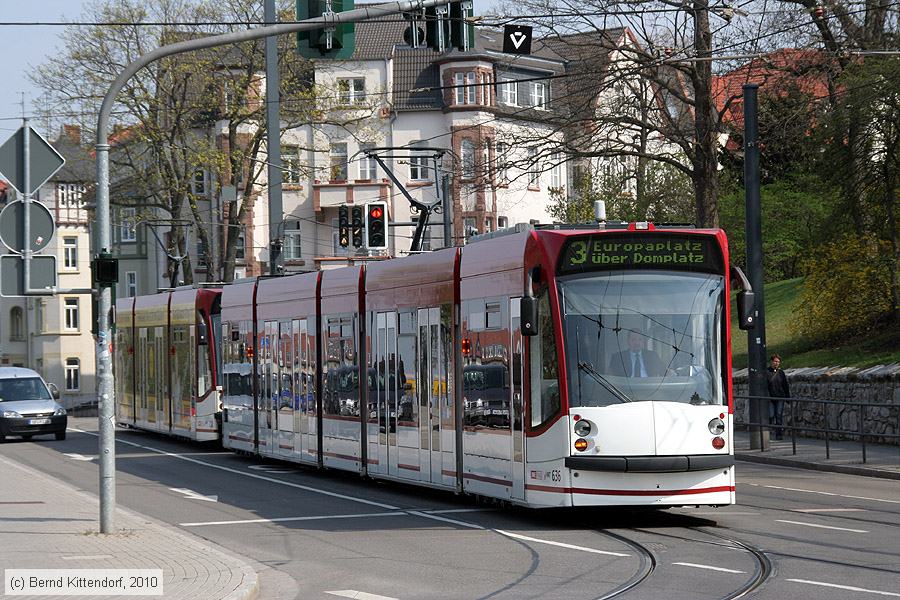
[2,417,898,600]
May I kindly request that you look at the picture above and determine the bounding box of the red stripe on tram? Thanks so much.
[525,484,736,496]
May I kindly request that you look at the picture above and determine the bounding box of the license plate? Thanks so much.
[28,418,51,425]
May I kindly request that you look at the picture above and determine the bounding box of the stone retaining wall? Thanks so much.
[732,364,900,445]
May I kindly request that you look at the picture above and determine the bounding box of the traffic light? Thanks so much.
[92,252,119,286]
[425,0,474,52]
[338,205,350,248]
[297,0,355,59]
[351,205,364,248]
[365,202,388,249]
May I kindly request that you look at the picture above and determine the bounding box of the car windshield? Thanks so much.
[559,270,725,407]
[0,377,52,402]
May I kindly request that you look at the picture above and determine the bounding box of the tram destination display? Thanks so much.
[558,233,723,274]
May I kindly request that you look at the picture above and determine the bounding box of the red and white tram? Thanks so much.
[115,287,222,441]
[212,223,752,508]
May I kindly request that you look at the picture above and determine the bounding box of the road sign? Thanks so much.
[0,200,55,253]
[0,125,65,195]
[503,25,533,55]
[0,254,57,296]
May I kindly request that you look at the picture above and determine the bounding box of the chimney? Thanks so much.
[63,124,81,144]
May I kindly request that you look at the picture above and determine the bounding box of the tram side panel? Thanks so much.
[221,279,258,453]
[132,294,171,434]
[364,249,459,488]
[319,267,364,473]
[252,272,320,464]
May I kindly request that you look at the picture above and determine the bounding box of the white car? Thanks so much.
[0,367,67,442]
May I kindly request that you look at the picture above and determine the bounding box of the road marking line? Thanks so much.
[180,511,405,527]
[746,483,900,505]
[169,487,218,502]
[494,530,630,557]
[61,555,114,561]
[794,508,867,513]
[326,591,398,600]
[673,562,745,574]
[406,510,485,529]
[247,464,297,474]
[423,508,494,514]
[687,511,760,516]
[64,453,96,461]
[787,579,900,597]
[775,519,868,533]
[69,428,399,510]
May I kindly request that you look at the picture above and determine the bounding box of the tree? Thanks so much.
[496,0,744,227]
[32,0,376,285]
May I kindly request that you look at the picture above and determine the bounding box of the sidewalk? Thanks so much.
[734,429,900,480]
[0,456,258,599]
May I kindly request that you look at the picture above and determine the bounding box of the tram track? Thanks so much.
[588,524,773,600]
[591,529,657,599]
[695,527,773,599]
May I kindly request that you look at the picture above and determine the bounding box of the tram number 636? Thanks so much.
[550,469,561,482]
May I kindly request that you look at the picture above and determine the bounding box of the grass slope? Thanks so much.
[731,277,900,369]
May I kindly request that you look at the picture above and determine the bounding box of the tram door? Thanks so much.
[147,328,159,426]
[276,321,294,458]
[418,307,452,485]
[368,312,394,478]
[510,299,526,501]
[292,319,313,463]
[138,328,148,424]
[257,321,277,453]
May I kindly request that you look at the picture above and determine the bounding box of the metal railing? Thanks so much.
[735,394,900,463]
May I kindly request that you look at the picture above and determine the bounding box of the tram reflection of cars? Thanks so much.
[463,363,510,428]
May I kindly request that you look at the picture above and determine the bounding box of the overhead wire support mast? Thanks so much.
[93,0,454,534]
[363,147,448,252]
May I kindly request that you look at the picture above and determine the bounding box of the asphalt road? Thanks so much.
[2,417,899,600]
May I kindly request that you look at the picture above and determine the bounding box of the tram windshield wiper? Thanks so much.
[577,361,633,404]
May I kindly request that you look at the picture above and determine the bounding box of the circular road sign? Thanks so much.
[0,200,56,254]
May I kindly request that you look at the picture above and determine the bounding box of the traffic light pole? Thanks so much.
[743,84,769,451]
[265,0,284,276]
[93,0,453,533]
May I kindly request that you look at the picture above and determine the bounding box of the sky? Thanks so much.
[0,1,82,138]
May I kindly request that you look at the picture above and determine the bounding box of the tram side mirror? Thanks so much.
[520,296,538,337]
[47,382,60,400]
[737,290,755,330]
[730,265,755,331]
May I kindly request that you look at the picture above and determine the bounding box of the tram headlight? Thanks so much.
[708,417,725,435]
[574,419,592,437]
[712,436,726,450]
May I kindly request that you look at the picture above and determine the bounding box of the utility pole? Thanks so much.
[743,83,768,451]
[265,0,284,276]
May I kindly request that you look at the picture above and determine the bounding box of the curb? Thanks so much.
[735,453,900,481]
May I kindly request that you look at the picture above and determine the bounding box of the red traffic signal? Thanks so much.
[365,202,388,250]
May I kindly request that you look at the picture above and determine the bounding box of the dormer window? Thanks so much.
[500,78,518,106]
[531,82,547,109]
[338,78,366,105]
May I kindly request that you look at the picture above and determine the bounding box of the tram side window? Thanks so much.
[530,291,560,428]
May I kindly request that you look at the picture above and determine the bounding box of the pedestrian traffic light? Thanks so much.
[338,205,350,248]
[92,252,119,286]
[297,0,355,59]
[365,202,388,249]
[425,1,474,52]
[351,205,364,248]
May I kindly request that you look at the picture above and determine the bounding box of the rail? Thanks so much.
[734,394,900,463]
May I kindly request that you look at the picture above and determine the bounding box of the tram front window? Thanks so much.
[559,270,724,407]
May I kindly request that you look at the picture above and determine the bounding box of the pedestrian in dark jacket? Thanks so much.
[766,354,790,440]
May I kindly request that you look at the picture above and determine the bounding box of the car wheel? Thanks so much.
[55,432,66,441]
